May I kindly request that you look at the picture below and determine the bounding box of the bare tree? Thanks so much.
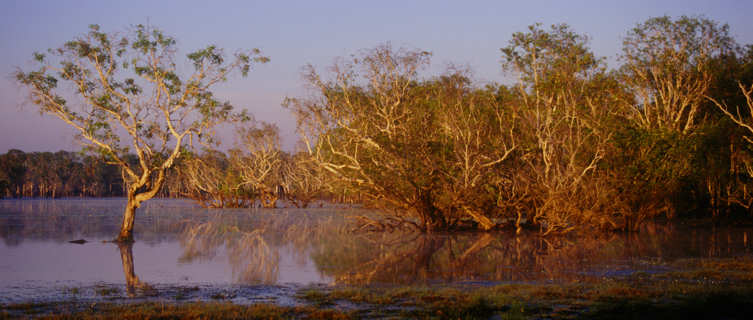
[15,24,268,242]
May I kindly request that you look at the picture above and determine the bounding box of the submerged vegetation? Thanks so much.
[4,15,753,236]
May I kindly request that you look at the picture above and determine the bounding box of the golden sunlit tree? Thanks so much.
[280,151,326,208]
[286,45,516,231]
[499,23,622,233]
[181,150,252,208]
[15,24,268,242]
[233,122,284,208]
[619,16,735,134]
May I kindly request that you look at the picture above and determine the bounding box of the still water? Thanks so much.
[1,198,752,304]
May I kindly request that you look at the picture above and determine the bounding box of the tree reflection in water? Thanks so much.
[177,210,342,284]
[117,242,153,297]
[181,220,278,284]
[1,200,752,287]
[175,209,753,286]
[310,223,753,285]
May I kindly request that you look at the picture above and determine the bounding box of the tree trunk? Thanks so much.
[117,193,139,242]
[116,168,168,242]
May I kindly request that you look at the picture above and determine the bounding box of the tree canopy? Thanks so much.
[15,24,268,241]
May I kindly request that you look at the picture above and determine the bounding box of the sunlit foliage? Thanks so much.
[14,24,267,241]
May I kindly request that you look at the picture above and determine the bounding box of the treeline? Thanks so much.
[165,16,753,234]
[284,16,753,233]
[6,16,753,235]
[0,146,335,207]
[0,150,125,198]
[0,150,190,199]
[174,123,335,209]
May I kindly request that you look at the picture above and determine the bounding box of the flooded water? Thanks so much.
[1,198,752,305]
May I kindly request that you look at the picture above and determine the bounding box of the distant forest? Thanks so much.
[0,150,176,198]
[0,148,337,207]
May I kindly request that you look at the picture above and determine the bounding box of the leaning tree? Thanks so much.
[15,24,268,242]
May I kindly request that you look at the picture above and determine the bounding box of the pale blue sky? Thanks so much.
[2,0,752,151]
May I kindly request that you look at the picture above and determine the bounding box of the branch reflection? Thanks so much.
[174,210,753,286]
[177,210,340,284]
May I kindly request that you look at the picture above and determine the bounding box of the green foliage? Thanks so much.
[619,15,736,134]
[15,23,268,239]
[502,23,603,92]
[14,24,267,192]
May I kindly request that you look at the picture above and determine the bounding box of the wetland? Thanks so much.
[2,199,753,318]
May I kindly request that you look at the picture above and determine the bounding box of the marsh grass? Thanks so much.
[297,266,753,319]
[1,302,52,316]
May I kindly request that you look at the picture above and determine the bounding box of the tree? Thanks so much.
[280,151,326,208]
[704,46,753,212]
[619,16,735,134]
[233,122,284,208]
[711,83,753,167]
[286,45,516,231]
[0,150,27,197]
[15,24,268,242]
[500,23,621,233]
[181,150,252,208]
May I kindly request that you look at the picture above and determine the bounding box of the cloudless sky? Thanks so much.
[2,0,752,152]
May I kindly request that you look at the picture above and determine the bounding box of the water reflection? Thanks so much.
[311,224,753,285]
[1,199,752,292]
[175,209,753,285]
[117,242,152,297]
[177,210,341,284]
[0,199,203,245]
[180,220,279,284]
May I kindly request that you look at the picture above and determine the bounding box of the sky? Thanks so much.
[2,0,753,152]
